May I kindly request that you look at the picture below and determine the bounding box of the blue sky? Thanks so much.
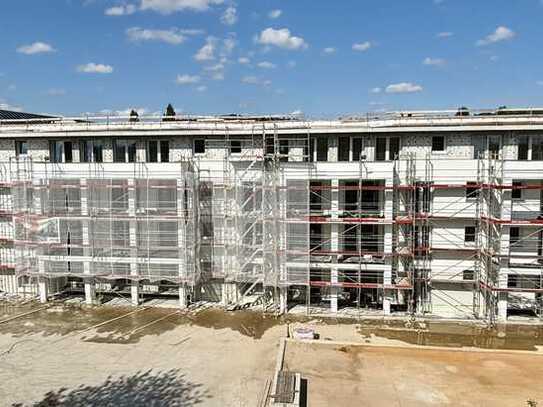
[0,0,541,117]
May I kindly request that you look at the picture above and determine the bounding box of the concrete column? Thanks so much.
[128,179,139,306]
[38,259,47,303]
[34,180,47,303]
[328,135,338,162]
[221,283,229,306]
[81,178,96,305]
[383,222,394,315]
[130,280,139,306]
[279,286,288,314]
[330,179,339,313]
[72,141,81,163]
[330,224,339,314]
[497,178,512,322]
[179,283,188,309]
[84,280,96,306]
[177,178,187,301]
[497,272,508,322]
[330,268,338,313]
[38,279,48,303]
[384,178,394,315]
[221,282,238,305]
[383,268,392,315]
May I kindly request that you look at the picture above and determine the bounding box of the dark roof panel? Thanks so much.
[0,109,57,122]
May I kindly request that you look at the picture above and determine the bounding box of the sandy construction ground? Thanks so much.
[284,339,543,407]
[1,300,542,406]
[0,302,284,406]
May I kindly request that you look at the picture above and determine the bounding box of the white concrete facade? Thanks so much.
[0,111,542,321]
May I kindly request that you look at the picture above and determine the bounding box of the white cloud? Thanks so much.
[437,31,453,38]
[211,71,224,80]
[323,47,336,54]
[194,35,234,65]
[221,36,236,56]
[140,0,224,13]
[221,5,237,25]
[195,37,216,61]
[196,85,207,92]
[175,74,200,84]
[385,82,423,94]
[77,63,114,74]
[536,81,543,86]
[179,29,206,35]
[268,9,282,19]
[204,63,224,71]
[241,76,271,86]
[423,57,446,66]
[257,28,307,50]
[126,27,186,45]
[370,87,382,94]
[290,110,303,116]
[352,41,372,52]
[241,76,259,84]
[105,4,137,15]
[476,26,515,46]
[203,62,225,80]
[17,42,55,55]
[257,61,276,69]
[238,57,250,64]
[47,88,66,96]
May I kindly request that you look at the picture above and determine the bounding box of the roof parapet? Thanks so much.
[3,107,543,131]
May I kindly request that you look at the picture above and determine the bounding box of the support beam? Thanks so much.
[84,279,96,306]
[38,278,48,303]
[330,268,338,313]
[279,286,288,314]
[498,292,508,322]
[221,282,238,305]
[131,280,139,306]
[383,268,392,315]
[498,273,508,322]
[330,179,339,314]
[38,259,47,303]
[383,178,394,316]
[81,178,96,306]
[179,284,188,309]
[128,178,139,306]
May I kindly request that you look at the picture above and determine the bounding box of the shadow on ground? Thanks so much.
[13,369,211,407]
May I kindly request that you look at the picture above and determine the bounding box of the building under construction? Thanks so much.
[0,107,542,323]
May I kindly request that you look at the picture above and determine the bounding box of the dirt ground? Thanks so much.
[1,300,543,406]
[284,340,543,407]
[0,301,285,406]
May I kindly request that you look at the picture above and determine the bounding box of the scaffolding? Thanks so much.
[10,158,200,291]
[391,151,543,322]
[476,153,504,323]
[198,124,311,309]
[0,129,541,321]
[0,161,15,293]
[304,140,412,316]
[393,154,433,315]
[475,152,543,323]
